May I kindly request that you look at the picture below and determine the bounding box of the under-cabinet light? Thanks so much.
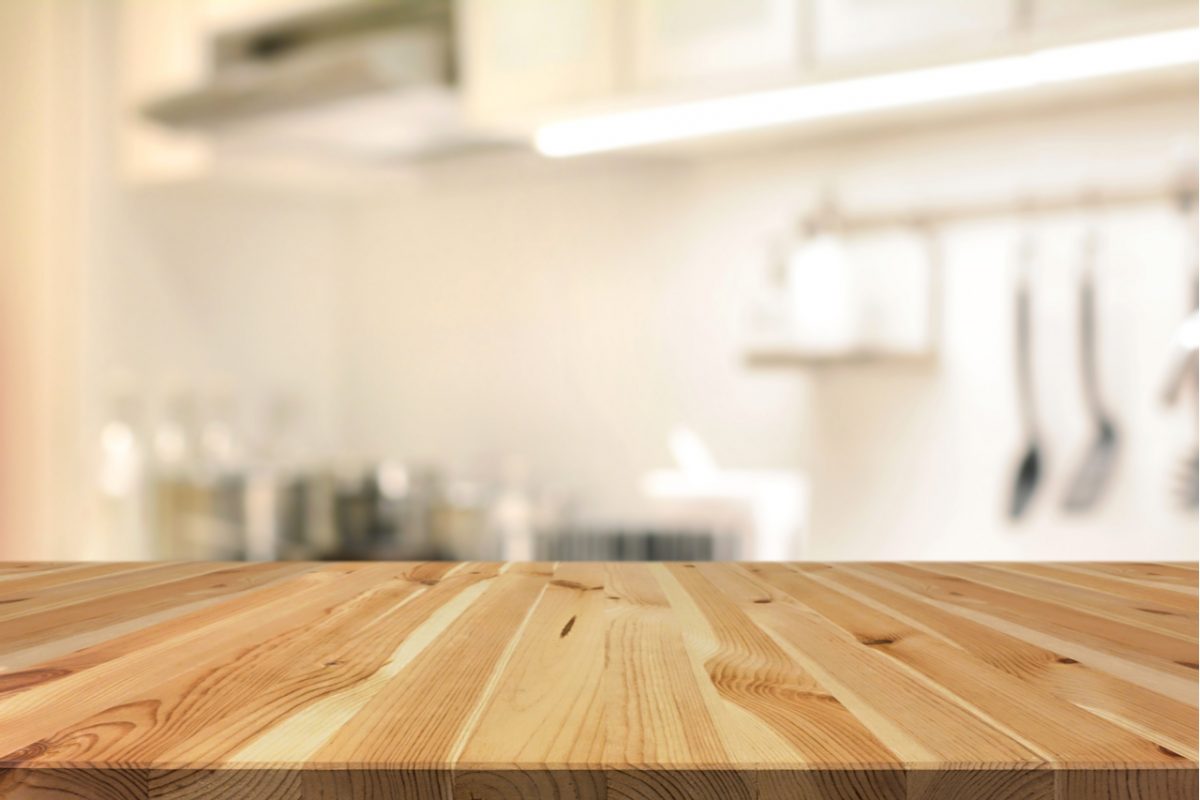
[534,27,1200,157]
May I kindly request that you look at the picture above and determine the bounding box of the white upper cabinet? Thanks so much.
[201,0,358,31]
[457,0,620,127]
[117,0,210,182]
[1031,0,1197,39]
[117,0,1198,168]
[811,0,1014,67]
[629,0,802,90]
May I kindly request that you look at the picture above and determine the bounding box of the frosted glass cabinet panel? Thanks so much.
[458,0,619,124]
[202,0,358,30]
[630,0,802,89]
[1031,0,1197,36]
[117,0,210,182]
[812,0,1014,66]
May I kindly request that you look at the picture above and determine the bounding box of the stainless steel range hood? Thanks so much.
[142,0,507,159]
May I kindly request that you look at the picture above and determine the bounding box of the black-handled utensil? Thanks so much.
[1063,234,1119,512]
[1163,270,1198,510]
[1009,245,1043,520]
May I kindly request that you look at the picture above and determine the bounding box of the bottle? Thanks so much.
[197,381,246,560]
[94,377,148,560]
[489,456,534,562]
[150,384,201,560]
[787,217,860,353]
[249,393,322,560]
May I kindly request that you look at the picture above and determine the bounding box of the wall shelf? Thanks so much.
[743,346,938,369]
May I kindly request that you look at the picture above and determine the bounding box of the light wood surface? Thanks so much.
[0,561,1195,799]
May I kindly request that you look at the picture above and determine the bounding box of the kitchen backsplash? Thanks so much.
[86,90,1197,561]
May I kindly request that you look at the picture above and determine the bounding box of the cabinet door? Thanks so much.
[201,0,356,32]
[630,0,801,90]
[457,0,619,127]
[1032,0,1197,38]
[812,0,1013,67]
[118,0,209,182]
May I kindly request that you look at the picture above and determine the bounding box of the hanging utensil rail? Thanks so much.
[826,182,1197,233]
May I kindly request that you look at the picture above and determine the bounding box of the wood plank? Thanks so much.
[856,564,1199,708]
[658,563,901,769]
[994,562,1198,611]
[0,560,1192,800]
[0,563,77,577]
[822,563,1199,760]
[959,563,1198,640]
[458,562,608,769]
[748,563,1179,767]
[308,564,549,767]
[0,562,155,597]
[703,564,1044,769]
[0,562,231,624]
[659,563,906,800]
[0,563,406,759]
[152,562,477,768]
[599,562,743,798]
[0,561,318,676]
[0,561,313,657]
[881,563,1198,684]
[1068,562,1200,589]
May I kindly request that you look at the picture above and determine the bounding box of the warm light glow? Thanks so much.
[1176,311,1200,351]
[668,426,717,479]
[535,28,1200,157]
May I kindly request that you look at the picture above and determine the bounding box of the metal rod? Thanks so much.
[830,183,1197,233]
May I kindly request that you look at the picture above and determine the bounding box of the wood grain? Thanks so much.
[0,561,1194,799]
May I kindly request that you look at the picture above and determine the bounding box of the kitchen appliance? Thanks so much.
[142,0,508,159]
[534,527,738,562]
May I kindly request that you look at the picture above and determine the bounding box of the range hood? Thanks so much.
[142,0,507,159]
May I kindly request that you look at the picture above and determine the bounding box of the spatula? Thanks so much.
[1063,238,1119,512]
[1009,270,1043,520]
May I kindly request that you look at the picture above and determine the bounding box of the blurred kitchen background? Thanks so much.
[1,0,1197,563]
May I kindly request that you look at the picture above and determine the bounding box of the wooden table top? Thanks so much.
[0,561,1195,799]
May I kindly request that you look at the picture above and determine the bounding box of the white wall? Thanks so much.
[806,207,1196,560]
[339,158,810,518]
[87,182,348,456]
[337,91,1198,560]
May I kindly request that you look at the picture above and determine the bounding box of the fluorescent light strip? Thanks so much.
[535,27,1199,157]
